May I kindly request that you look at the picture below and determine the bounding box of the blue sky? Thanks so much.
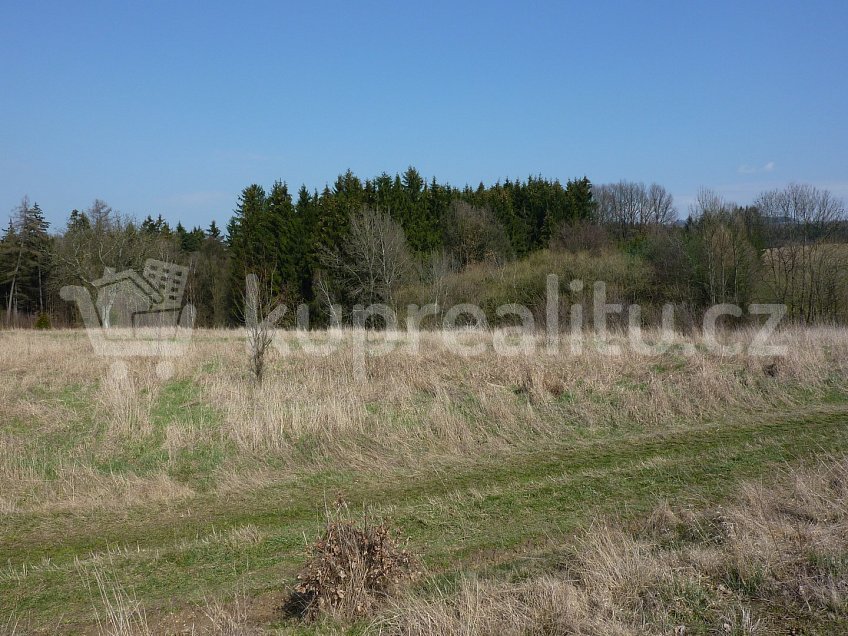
[1,0,846,230]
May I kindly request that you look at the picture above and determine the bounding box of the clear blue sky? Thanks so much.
[2,0,846,230]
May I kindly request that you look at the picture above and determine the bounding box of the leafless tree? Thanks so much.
[444,201,513,267]
[756,184,846,321]
[313,270,342,325]
[322,208,414,307]
[689,188,757,306]
[422,248,458,310]
[595,181,676,236]
[244,272,276,384]
[596,181,640,234]
[52,200,157,327]
[646,183,676,225]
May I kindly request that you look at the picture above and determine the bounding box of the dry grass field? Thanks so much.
[1,327,847,634]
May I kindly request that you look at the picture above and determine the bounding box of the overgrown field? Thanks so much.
[1,327,847,634]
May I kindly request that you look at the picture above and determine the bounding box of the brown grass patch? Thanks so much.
[377,456,848,635]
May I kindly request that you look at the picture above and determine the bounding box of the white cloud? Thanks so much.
[738,161,776,175]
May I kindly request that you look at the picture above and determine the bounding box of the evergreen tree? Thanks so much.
[68,209,91,232]
[21,202,51,314]
[313,172,362,261]
[0,218,20,322]
[266,180,298,299]
[226,184,269,322]
[565,176,595,221]
[175,222,187,246]
[185,226,229,327]
[401,166,424,196]
[171,222,204,253]
[141,215,158,234]
[295,186,318,300]
[1,198,51,320]
[541,176,595,241]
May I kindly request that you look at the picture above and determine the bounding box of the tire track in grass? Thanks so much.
[1,403,847,628]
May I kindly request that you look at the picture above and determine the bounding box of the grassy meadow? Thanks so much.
[1,327,847,634]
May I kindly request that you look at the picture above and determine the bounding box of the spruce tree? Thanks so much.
[1,199,51,320]
[267,180,298,299]
[0,219,19,322]
[565,176,595,221]
[21,202,51,314]
[227,184,268,323]
[294,186,318,300]
[68,209,90,232]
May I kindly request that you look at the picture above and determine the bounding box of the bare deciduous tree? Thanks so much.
[756,184,846,322]
[444,201,513,267]
[244,273,275,384]
[689,188,757,306]
[595,181,676,236]
[322,208,414,307]
[422,248,458,310]
[53,200,158,327]
[646,183,676,226]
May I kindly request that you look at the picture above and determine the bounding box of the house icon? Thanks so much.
[91,260,189,329]
[60,259,196,379]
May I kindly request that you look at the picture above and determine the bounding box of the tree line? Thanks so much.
[1,167,846,329]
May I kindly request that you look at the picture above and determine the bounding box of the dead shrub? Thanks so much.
[286,504,419,622]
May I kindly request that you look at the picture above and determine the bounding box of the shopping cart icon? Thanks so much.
[60,259,196,379]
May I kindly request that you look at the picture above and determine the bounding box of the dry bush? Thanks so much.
[551,219,612,254]
[247,319,272,385]
[288,503,419,622]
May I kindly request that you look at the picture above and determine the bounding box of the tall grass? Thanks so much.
[0,326,846,512]
[377,456,848,635]
[1,327,847,632]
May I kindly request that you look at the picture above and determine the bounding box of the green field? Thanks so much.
[1,328,847,634]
